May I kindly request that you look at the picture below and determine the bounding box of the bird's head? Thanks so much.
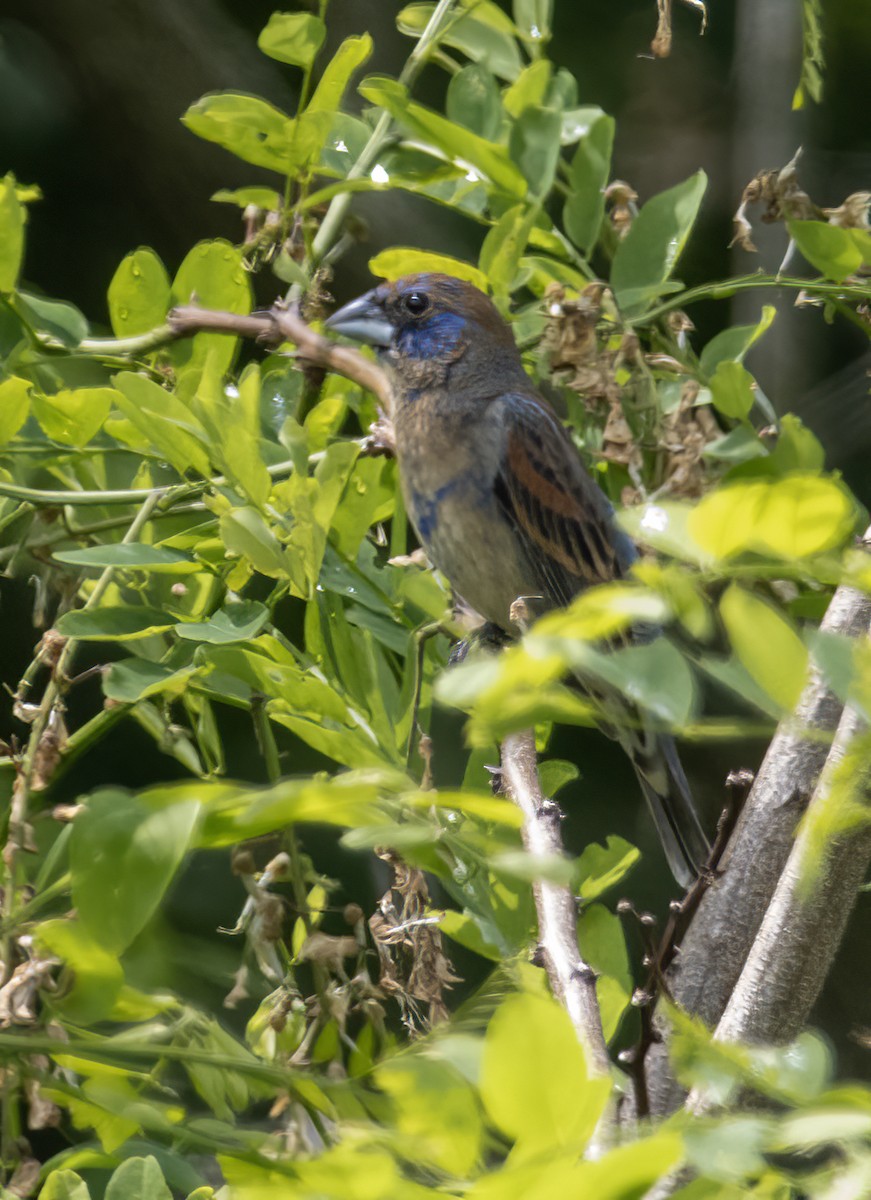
[325,273,523,391]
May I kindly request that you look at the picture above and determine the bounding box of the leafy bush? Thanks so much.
[1,2,870,1197]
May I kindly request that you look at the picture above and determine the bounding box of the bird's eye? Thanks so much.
[402,290,430,317]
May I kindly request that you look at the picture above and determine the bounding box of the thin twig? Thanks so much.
[499,731,611,1082]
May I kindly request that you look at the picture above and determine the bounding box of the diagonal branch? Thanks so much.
[645,543,871,1115]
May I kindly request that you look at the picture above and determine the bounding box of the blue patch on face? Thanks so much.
[397,311,466,361]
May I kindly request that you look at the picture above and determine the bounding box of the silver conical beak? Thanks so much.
[324,291,394,348]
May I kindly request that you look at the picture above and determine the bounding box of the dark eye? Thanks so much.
[402,290,430,317]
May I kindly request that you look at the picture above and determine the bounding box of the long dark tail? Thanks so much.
[629,733,710,889]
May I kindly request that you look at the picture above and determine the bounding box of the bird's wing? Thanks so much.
[492,393,633,608]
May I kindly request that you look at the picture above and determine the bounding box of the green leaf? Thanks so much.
[481,992,611,1157]
[509,106,562,197]
[684,1118,771,1184]
[108,248,171,339]
[71,789,200,953]
[38,1171,92,1200]
[578,903,632,1041]
[708,360,756,421]
[479,203,538,306]
[35,919,124,1024]
[56,606,177,641]
[32,386,116,446]
[0,173,25,292]
[538,759,579,798]
[446,64,502,140]
[770,413,825,473]
[105,1157,172,1200]
[579,639,697,727]
[182,93,296,172]
[576,836,640,900]
[398,3,522,80]
[308,35,373,113]
[359,77,526,197]
[611,170,707,314]
[788,218,865,282]
[53,544,197,570]
[699,306,776,377]
[368,248,488,291]
[17,292,89,347]
[563,114,615,256]
[513,0,553,43]
[689,474,858,560]
[169,240,253,377]
[257,12,326,68]
[211,186,282,210]
[176,600,269,644]
[720,585,808,710]
[220,506,292,579]
[103,660,194,703]
[112,371,213,479]
[503,60,551,118]
[376,1056,482,1174]
[0,375,31,442]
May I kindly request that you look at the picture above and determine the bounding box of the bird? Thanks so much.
[326,273,709,887]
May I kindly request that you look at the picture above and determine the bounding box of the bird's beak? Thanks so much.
[324,290,394,348]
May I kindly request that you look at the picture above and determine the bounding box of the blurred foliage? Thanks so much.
[0,1,870,1196]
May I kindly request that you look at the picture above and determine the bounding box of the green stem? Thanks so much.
[309,0,458,266]
[634,273,871,326]
[76,324,177,356]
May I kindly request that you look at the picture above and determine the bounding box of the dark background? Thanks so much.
[1,0,869,1078]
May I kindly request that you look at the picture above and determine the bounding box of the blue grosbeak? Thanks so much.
[327,273,709,886]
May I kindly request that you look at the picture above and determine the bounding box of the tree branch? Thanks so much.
[645,549,871,1115]
[500,729,611,1087]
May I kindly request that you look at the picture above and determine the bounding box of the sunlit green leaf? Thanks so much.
[788,218,867,282]
[368,248,488,291]
[481,992,611,1157]
[38,1170,92,1200]
[108,248,171,339]
[376,1056,482,1174]
[35,919,124,1024]
[112,370,213,478]
[0,374,31,442]
[720,585,808,711]
[503,60,551,118]
[32,386,116,446]
[182,93,296,172]
[257,12,326,68]
[398,3,522,80]
[169,240,253,377]
[308,35,373,113]
[0,173,25,292]
[689,474,858,560]
[576,836,640,900]
[359,77,526,197]
[479,203,538,305]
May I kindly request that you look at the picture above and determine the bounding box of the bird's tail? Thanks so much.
[628,732,710,889]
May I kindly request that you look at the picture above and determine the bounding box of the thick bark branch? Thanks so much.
[646,563,871,1115]
[500,730,611,1080]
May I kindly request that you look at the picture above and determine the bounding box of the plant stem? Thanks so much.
[635,273,871,325]
[310,0,458,266]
